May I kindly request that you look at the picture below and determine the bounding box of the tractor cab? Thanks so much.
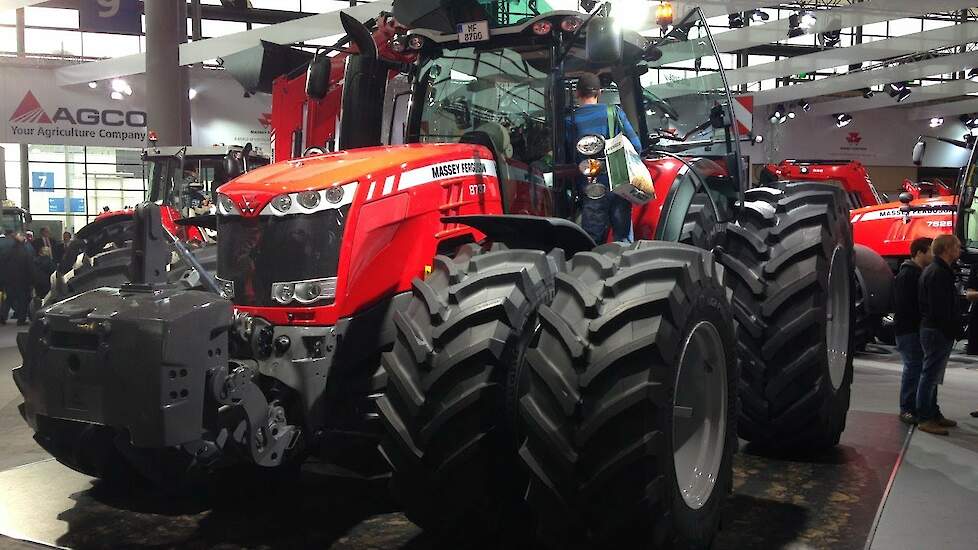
[389,5,744,235]
[954,141,978,255]
[0,202,30,234]
[143,145,269,220]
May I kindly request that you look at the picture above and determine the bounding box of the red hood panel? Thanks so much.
[850,197,957,258]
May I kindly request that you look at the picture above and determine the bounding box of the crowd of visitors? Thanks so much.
[0,228,69,326]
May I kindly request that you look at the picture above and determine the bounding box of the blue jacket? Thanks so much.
[565,104,642,155]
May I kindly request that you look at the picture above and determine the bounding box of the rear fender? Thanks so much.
[444,214,595,255]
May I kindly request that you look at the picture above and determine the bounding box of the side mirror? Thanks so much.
[585,17,622,65]
[710,103,731,129]
[899,192,913,204]
[224,152,244,180]
[912,139,926,166]
[306,53,331,101]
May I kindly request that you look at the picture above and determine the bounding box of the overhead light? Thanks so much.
[820,29,841,48]
[885,82,906,96]
[930,117,944,128]
[188,88,198,100]
[110,91,124,100]
[895,88,912,102]
[798,99,812,112]
[835,113,853,128]
[111,78,132,96]
[770,104,785,123]
[787,110,796,120]
[861,88,874,99]
[753,134,764,144]
[748,9,770,22]
[87,81,97,89]
[728,12,746,28]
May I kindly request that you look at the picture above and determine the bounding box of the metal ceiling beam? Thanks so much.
[807,79,978,115]
[907,97,978,120]
[55,0,392,86]
[652,21,978,99]
[750,49,978,106]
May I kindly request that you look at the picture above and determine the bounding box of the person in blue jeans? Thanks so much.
[565,72,642,244]
[893,237,933,425]
[917,234,963,435]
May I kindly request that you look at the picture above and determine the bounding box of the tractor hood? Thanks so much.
[850,196,957,259]
[218,143,496,215]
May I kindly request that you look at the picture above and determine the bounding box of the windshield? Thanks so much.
[410,45,553,170]
[147,156,234,216]
[0,211,24,234]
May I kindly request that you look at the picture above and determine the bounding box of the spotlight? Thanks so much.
[753,134,764,144]
[728,12,746,28]
[770,104,785,124]
[188,88,198,100]
[798,99,812,112]
[895,88,912,102]
[819,29,841,48]
[787,110,796,120]
[835,113,853,128]
[930,117,944,128]
[748,9,770,22]
[110,91,124,100]
[885,82,906,97]
[87,81,97,89]
[111,78,132,96]
[861,88,874,99]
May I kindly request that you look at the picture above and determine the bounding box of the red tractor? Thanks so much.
[15,5,855,548]
[46,144,268,304]
[763,152,964,346]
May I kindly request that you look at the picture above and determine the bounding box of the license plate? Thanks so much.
[457,20,489,43]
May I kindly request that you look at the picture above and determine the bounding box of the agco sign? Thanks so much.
[8,90,147,142]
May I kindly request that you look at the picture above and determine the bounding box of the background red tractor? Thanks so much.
[762,156,963,346]
[46,144,268,304]
[16,4,856,549]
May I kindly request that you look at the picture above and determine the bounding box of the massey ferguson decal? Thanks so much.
[851,206,956,223]
[8,90,147,142]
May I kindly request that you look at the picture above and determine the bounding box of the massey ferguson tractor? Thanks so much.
[47,144,268,304]
[14,3,855,548]
[763,151,964,347]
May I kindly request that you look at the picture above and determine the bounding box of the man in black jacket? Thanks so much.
[894,237,933,425]
[917,234,963,435]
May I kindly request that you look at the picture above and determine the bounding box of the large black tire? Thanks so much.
[517,241,737,549]
[723,182,854,449]
[376,243,560,541]
[679,192,722,251]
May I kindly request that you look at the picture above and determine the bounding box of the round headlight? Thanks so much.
[217,193,239,215]
[271,193,293,213]
[560,16,582,32]
[274,283,295,304]
[295,281,324,303]
[390,36,407,53]
[532,20,552,35]
[298,190,321,209]
[578,158,604,178]
[576,134,605,157]
[407,35,425,50]
[324,186,345,204]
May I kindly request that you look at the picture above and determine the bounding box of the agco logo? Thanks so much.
[10,90,146,127]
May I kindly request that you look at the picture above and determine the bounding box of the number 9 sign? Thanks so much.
[80,0,140,34]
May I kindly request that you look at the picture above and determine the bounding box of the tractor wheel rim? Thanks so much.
[672,320,727,511]
[826,245,851,390]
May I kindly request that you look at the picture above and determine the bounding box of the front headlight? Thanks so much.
[217,193,240,215]
[576,134,606,157]
[272,277,337,305]
[578,158,604,178]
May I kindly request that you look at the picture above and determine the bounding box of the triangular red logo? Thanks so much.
[9,91,51,123]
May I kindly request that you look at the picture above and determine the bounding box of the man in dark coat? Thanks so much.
[0,232,35,325]
[893,237,932,425]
